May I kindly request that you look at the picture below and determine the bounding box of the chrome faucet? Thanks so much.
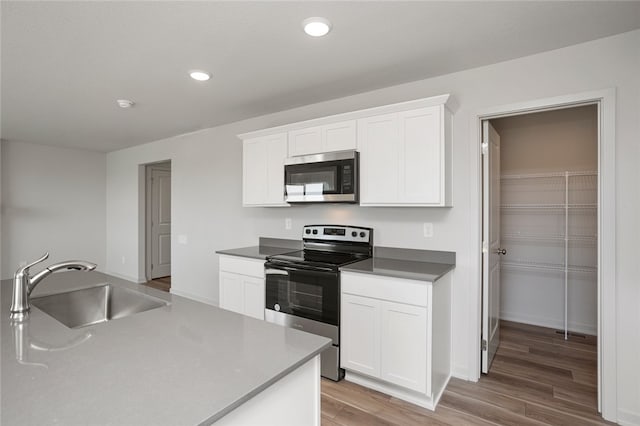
[9,253,97,322]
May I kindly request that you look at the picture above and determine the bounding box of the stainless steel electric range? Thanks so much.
[264,225,373,381]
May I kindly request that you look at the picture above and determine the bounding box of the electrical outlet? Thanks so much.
[178,235,188,245]
[423,223,434,238]
[121,256,126,264]
[285,218,292,230]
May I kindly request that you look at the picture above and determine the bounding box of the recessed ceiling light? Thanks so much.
[302,17,332,37]
[190,70,211,81]
[116,99,134,108]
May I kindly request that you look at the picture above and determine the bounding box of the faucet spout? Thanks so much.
[28,261,97,295]
[9,254,97,322]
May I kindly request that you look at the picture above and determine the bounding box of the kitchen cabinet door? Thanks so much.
[399,106,442,205]
[265,133,288,205]
[322,120,356,153]
[358,105,451,207]
[341,293,381,377]
[288,120,356,157]
[357,113,400,204]
[243,275,265,320]
[380,300,428,393]
[243,133,288,206]
[219,271,244,315]
[288,127,322,157]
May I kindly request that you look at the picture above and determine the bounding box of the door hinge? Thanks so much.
[481,142,488,155]
[482,241,488,254]
[482,339,487,351]
[151,263,154,269]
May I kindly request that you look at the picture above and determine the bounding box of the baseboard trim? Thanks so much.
[104,270,145,284]
[344,371,438,411]
[618,408,640,426]
[170,288,217,306]
[500,311,597,336]
[452,364,471,381]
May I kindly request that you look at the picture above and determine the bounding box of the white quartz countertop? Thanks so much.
[1,272,330,425]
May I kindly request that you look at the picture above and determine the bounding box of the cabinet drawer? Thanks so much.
[341,271,429,307]
[219,255,265,278]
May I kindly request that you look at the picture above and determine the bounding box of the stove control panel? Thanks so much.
[303,225,372,244]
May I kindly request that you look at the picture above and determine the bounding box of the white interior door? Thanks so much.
[151,168,171,278]
[482,121,502,373]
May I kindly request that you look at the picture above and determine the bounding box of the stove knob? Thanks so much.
[360,232,366,238]
[312,229,318,235]
[351,231,357,237]
[305,229,311,234]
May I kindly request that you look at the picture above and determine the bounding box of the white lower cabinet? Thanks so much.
[219,256,265,320]
[341,294,381,377]
[341,270,452,410]
[380,300,428,393]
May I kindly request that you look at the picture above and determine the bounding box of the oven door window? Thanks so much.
[265,267,339,325]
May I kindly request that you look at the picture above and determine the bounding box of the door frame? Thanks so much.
[471,89,616,420]
[144,161,172,281]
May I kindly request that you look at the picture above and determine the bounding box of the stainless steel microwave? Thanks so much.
[284,150,359,203]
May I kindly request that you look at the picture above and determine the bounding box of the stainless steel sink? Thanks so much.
[31,284,168,328]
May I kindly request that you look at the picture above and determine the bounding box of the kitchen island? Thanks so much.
[1,271,330,425]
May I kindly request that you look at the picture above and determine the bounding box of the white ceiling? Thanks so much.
[2,1,639,152]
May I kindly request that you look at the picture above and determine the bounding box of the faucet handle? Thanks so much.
[17,253,49,275]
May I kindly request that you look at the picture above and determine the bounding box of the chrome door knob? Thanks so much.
[495,248,507,255]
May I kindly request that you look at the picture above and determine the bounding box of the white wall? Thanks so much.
[106,30,640,422]
[1,140,106,278]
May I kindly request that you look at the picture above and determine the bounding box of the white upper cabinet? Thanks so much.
[242,133,288,207]
[357,113,399,203]
[239,94,453,207]
[358,105,452,206]
[288,120,357,157]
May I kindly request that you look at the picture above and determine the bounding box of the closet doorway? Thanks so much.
[481,105,601,413]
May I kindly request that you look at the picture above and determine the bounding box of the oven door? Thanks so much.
[264,262,339,326]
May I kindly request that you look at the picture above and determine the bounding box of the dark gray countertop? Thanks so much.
[341,247,455,281]
[340,257,455,281]
[217,241,456,282]
[216,245,294,259]
[216,237,301,260]
[1,271,330,425]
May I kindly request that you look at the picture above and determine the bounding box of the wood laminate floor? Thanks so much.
[321,320,611,425]
[142,276,171,292]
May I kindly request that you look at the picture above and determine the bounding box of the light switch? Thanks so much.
[178,235,188,245]
[423,223,434,238]
[285,218,292,230]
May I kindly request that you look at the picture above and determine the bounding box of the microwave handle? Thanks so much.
[265,268,289,276]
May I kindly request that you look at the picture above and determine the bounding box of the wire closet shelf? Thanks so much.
[500,171,597,340]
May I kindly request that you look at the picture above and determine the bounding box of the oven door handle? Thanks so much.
[265,268,290,276]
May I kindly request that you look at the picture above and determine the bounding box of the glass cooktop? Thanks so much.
[268,249,367,268]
